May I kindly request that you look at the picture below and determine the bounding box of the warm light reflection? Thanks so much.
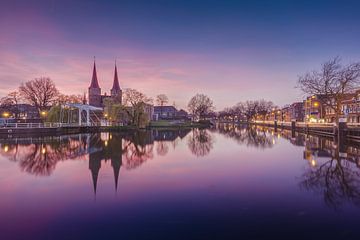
[41,147,46,154]
[4,145,9,152]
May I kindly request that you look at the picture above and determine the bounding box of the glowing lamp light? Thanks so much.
[313,102,319,107]
[2,112,10,118]
[311,159,316,167]
[41,147,46,154]
[4,145,9,152]
[41,111,47,116]
[104,113,108,117]
[104,140,108,147]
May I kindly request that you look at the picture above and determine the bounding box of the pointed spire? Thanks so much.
[91,167,99,195]
[82,92,87,104]
[89,57,100,88]
[111,60,120,91]
[111,157,121,192]
[89,156,101,196]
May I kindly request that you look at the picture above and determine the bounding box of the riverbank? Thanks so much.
[0,121,211,138]
[149,120,211,128]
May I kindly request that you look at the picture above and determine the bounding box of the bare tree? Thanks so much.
[0,91,21,106]
[19,77,59,111]
[55,94,83,105]
[257,99,274,120]
[187,93,214,120]
[237,100,259,121]
[156,94,169,117]
[297,57,360,124]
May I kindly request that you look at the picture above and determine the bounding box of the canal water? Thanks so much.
[0,125,360,239]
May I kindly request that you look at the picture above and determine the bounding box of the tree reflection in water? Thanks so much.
[298,135,360,209]
[2,126,360,208]
[216,123,274,149]
[0,135,89,176]
[123,131,154,170]
[187,128,214,157]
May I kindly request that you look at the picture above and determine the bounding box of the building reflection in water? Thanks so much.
[2,125,360,208]
[0,129,192,195]
[217,123,360,209]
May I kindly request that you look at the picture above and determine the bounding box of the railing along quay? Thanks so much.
[1,123,92,129]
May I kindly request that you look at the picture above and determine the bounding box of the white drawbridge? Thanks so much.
[60,103,103,126]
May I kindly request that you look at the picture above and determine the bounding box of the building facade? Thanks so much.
[88,61,122,107]
[289,102,304,121]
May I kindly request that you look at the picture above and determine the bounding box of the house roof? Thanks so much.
[154,106,177,112]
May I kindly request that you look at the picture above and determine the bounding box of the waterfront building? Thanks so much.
[88,60,122,107]
[289,102,304,121]
[281,105,291,122]
[0,104,40,122]
[153,106,189,120]
[304,95,326,122]
[340,90,360,123]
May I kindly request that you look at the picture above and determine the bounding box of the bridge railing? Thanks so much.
[0,122,91,128]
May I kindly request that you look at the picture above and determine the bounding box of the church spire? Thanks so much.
[111,60,120,91]
[89,57,100,89]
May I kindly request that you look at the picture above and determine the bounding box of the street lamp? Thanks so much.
[41,111,47,117]
[2,112,10,118]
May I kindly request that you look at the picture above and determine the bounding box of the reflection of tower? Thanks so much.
[89,156,101,194]
[88,134,103,195]
[88,133,123,195]
[111,155,121,191]
[88,59,102,107]
[109,133,123,191]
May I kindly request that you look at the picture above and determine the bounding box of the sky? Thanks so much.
[1,0,360,110]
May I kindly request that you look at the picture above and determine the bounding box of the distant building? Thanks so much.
[304,95,326,122]
[281,105,291,122]
[88,60,122,107]
[0,104,40,122]
[153,106,189,120]
[289,102,304,121]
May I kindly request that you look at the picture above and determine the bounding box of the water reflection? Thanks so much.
[0,129,193,194]
[187,128,214,157]
[217,123,360,209]
[216,124,274,149]
[299,136,360,209]
[2,125,360,208]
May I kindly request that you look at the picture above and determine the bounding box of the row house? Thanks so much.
[304,92,359,123]
[340,90,360,123]
[304,95,326,123]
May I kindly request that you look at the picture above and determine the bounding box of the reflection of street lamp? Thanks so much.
[311,159,316,167]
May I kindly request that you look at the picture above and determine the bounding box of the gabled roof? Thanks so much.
[154,106,177,112]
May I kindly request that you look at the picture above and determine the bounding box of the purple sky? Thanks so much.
[1,0,360,110]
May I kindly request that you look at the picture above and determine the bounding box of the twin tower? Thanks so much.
[88,60,122,107]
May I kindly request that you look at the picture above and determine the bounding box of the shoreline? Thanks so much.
[0,122,211,139]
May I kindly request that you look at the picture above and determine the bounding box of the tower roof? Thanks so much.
[89,60,100,89]
[111,62,121,91]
